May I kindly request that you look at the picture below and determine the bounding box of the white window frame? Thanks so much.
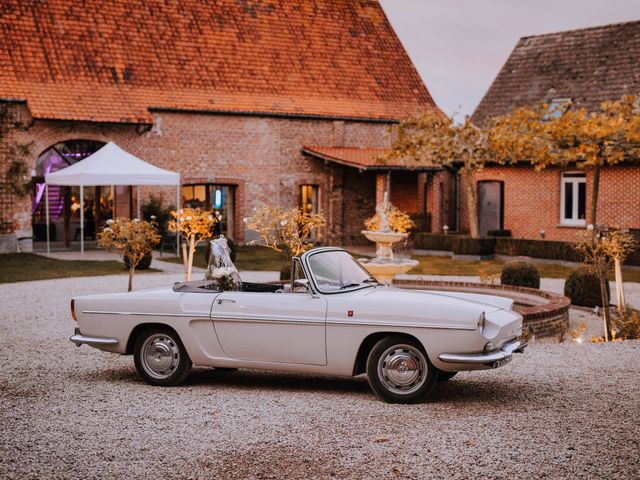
[560,172,586,226]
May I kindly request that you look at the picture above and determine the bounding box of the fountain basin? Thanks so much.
[359,258,419,285]
[361,230,408,244]
[361,230,408,260]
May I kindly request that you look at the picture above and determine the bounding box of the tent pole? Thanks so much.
[176,185,180,255]
[136,186,141,219]
[45,184,50,255]
[80,185,84,256]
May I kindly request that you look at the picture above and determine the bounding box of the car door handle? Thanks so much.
[217,299,236,304]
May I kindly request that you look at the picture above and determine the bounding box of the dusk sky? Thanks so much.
[380,0,640,118]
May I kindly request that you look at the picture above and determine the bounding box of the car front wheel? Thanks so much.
[366,336,437,403]
[134,328,192,386]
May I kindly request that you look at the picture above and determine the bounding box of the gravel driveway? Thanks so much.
[1,273,639,479]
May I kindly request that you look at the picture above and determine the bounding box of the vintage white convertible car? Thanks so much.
[70,247,527,403]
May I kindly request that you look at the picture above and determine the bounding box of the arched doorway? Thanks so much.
[31,140,132,248]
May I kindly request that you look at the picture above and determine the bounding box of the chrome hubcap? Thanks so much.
[140,334,180,380]
[378,344,427,395]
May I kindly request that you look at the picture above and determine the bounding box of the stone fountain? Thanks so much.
[359,192,418,284]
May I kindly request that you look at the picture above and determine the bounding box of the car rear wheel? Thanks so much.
[366,336,437,404]
[134,328,192,386]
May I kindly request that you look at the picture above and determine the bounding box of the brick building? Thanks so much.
[0,0,441,252]
[468,21,640,241]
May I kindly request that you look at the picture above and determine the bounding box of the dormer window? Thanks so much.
[544,98,572,119]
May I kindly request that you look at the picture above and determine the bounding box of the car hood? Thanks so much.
[360,286,513,313]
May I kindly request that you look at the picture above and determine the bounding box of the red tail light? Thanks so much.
[71,299,77,322]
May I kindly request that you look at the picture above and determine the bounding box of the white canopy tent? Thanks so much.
[44,141,181,255]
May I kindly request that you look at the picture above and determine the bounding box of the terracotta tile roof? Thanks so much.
[473,20,640,122]
[302,146,440,171]
[0,0,439,124]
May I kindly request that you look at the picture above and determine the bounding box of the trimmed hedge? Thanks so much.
[413,234,640,265]
[488,229,512,237]
[495,238,581,262]
[452,236,496,256]
[501,261,540,289]
[626,248,640,266]
[413,233,458,251]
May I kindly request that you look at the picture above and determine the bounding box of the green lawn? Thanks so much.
[0,253,158,284]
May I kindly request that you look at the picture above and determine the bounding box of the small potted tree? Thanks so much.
[169,208,217,281]
[575,226,636,341]
[244,205,326,279]
[97,218,161,291]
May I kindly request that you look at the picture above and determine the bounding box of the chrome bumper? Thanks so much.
[438,338,527,367]
[70,327,118,347]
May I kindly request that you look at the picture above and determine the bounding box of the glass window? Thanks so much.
[300,184,319,240]
[182,185,207,209]
[181,183,236,238]
[209,185,235,238]
[560,173,586,226]
[307,250,376,293]
[544,98,572,119]
[300,185,319,215]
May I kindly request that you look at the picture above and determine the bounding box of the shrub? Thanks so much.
[500,261,540,289]
[488,229,512,237]
[564,266,610,308]
[625,248,640,266]
[452,236,496,256]
[141,194,174,235]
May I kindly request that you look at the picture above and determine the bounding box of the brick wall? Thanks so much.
[459,164,640,241]
[389,171,420,213]
[1,104,411,248]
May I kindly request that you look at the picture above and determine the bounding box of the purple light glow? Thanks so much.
[32,163,52,215]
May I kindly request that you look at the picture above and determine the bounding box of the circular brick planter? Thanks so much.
[393,279,570,338]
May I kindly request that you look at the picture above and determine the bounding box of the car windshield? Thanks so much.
[307,250,377,293]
